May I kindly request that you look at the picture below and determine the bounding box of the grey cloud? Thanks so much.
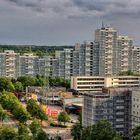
[71,0,140,20]
[5,0,140,19]
[71,0,107,11]
[1,0,140,45]
[7,0,45,12]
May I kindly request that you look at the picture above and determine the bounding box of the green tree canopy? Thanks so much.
[36,129,49,140]
[17,76,36,89]
[0,105,6,121]
[18,123,30,140]
[27,99,48,122]
[133,126,140,137]
[0,126,18,140]
[0,91,29,123]
[29,119,42,139]
[0,77,15,92]
[71,123,83,140]
[58,111,70,126]
[14,81,23,92]
[90,120,116,140]
[135,134,140,140]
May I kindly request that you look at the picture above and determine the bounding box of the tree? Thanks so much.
[133,126,140,137]
[35,75,46,87]
[71,123,83,140]
[36,129,49,140]
[27,99,48,123]
[135,134,140,140]
[0,105,6,121]
[90,120,116,140]
[0,126,18,140]
[58,111,70,126]
[18,123,30,140]
[0,91,29,123]
[113,134,123,140]
[30,119,42,139]
[119,70,134,76]
[17,76,36,89]
[81,126,92,140]
[14,82,23,92]
[0,77,15,92]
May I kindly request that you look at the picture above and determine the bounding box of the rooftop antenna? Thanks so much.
[101,21,104,29]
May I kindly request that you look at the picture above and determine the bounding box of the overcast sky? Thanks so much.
[0,0,140,45]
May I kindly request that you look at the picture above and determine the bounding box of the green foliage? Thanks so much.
[133,126,140,137]
[27,99,48,121]
[119,70,140,76]
[35,75,47,87]
[135,134,140,140]
[30,119,41,138]
[113,134,123,140]
[29,119,48,140]
[81,126,92,140]
[0,91,29,123]
[0,76,70,93]
[0,77,15,92]
[58,111,70,126]
[71,123,83,140]
[17,76,70,89]
[14,82,23,92]
[0,126,18,140]
[0,45,73,56]
[35,129,49,140]
[18,123,30,140]
[49,76,70,89]
[0,105,6,121]
[90,120,116,140]
[71,120,123,140]
[17,76,36,89]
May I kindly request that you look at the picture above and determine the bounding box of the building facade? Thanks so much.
[71,76,140,93]
[0,26,140,79]
[83,87,140,137]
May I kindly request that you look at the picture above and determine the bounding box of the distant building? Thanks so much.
[0,50,20,78]
[131,46,140,73]
[71,76,140,93]
[0,26,140,79]
[19,53,39,76]
[83,87,140,137]
[131,88,140,129]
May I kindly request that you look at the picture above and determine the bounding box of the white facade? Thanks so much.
[71,76,140,92]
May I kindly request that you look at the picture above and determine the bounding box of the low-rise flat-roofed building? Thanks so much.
[71,76,140,93]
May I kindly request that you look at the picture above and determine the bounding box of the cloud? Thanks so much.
[5,0,140,20]
[0,0,140,45]
[6,0,45,12]
[71,0,140,19]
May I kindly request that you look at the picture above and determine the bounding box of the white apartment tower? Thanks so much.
[95,27,117,76]
[117,36,133,73]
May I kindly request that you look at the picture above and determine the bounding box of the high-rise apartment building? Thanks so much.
[131,46,140,73]
[117,36,133,73]
[0,26,140,79]
[83,87,140,138]
[95,27,118,76]
[0,50,20,78]
[19,53,39,76]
